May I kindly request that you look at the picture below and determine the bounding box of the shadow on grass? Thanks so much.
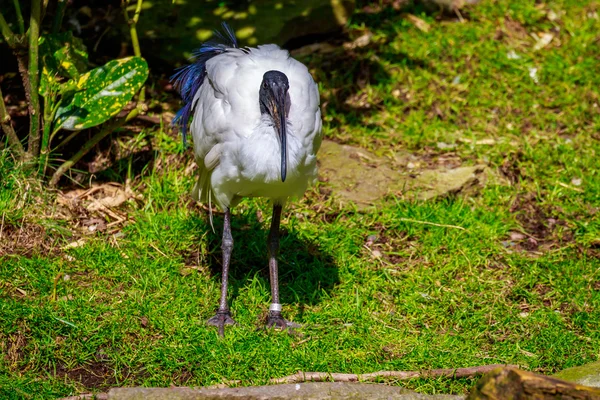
[200,208,339,319]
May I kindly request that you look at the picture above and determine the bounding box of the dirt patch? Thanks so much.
[56,182,143,237]
[381,343,408,360]
[500,151,526,184]
[55,361,122,390]
[579,239,600,259]
[495,16,532,46]
[0,222,64,257]
[506,193,573,254]
[363,224,419,266]
[2,332,27,370]
[510,193,556,240]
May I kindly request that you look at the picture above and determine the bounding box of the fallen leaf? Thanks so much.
[509,232,526,241]
[506,50,521,60]
[87,190,128,211]
[528,67,539,83]
[437,142,457,149]
[63,238,86,249]
[365,235,378,247]
[343,32,373,50]
[458,137,496,145]
[405,14,431,33]
[547,9,559,21]
[532,32,554,50]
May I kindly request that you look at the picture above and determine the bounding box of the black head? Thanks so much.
[263,70,289,87]
[259,70,290,182]
[259,71,289,115]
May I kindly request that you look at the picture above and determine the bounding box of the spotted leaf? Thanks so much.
[54,57,148,131]
[39,32,88,97]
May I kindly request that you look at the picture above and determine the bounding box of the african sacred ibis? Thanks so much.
[172,23,322,336]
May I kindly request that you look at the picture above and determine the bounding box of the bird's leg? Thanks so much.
[207,207,236,336]
[266,204,298,330]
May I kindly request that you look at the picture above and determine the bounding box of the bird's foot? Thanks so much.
[266,311,300,330]
[207,310,237,337]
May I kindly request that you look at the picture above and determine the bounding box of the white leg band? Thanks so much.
[269,303,282,312]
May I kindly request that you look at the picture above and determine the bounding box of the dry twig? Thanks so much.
[270,364,517,384]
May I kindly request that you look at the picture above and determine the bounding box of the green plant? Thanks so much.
[0,0,149,186]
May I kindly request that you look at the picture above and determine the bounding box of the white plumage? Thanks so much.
[191,44,322,209]
[172,25,322,335]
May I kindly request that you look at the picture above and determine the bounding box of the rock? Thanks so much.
[107,382,464,400]
[317,140,489,209]
[467,367,600,399]
[553,361,600,388]
[414,165,486,200]
[132,0,355,65]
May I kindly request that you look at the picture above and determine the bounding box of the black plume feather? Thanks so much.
[171,22,238,147]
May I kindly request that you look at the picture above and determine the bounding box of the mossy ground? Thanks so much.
[1,1,600,398]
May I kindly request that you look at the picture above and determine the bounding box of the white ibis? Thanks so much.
[172,23,322,336]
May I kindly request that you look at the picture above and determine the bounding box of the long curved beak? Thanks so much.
[273,92,287,182]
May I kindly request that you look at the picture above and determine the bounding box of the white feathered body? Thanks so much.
[190,45,322,209]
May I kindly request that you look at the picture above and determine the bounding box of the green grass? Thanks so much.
[2,0,600,398]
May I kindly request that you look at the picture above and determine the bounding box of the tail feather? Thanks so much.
[171,22,239,147]
[192,166,215,232]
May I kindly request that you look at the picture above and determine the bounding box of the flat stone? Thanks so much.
[414,165,486,200]
[553,360,600,388]
[107,382,464,400]
[318,140,488,209]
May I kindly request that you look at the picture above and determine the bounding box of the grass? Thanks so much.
[2,0,600,398]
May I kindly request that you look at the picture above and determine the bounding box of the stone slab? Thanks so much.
[553,360,600,388]
[107,382,464,400]
[318,140,489,209]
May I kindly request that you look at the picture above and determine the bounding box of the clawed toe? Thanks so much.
[207,311,237,336]
[266,311,300,330]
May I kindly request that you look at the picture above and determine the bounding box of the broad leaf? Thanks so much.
[39,32,88,78]
[39,32,88,97]
[54,57,149,131]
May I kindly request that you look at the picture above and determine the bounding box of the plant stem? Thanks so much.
[0,10,26,160]
[39,96,56,175]
[40,97,65,175]
[124,0,145,102]
[27,0,42,157]
[46,99,63,147]
[0,87,25,158]
[49,106,141,187]
[52,0,68,34]
[12,0,25,34]
[41,0,49,22]
[0,11,19,48]
[15,52,35,127]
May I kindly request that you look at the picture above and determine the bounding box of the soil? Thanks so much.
[507,192,574,254]
[0,222,64,258]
